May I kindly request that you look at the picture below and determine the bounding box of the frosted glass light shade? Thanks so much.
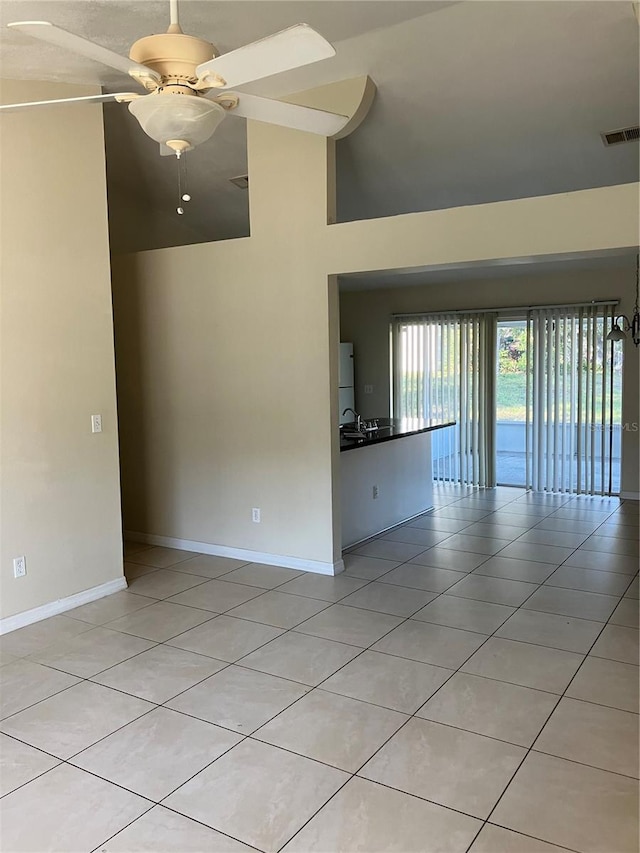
[606,323,626,342]
[129,95,225,150]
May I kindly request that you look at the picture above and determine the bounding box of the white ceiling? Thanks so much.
[1,1,638,257]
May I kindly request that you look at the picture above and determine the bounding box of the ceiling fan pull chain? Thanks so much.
[176,153,191,215]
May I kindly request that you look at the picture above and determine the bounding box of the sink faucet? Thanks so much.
[342,407,363,431]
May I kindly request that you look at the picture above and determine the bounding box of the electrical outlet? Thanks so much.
[13,556,26,578]
[372,485,379,500]
[364,384,374,394]
[252,507,261,523]
[91,414,102,434]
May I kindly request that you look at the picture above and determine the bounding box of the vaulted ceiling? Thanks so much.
[1,1,638,255]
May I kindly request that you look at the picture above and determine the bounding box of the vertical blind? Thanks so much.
[392,303,619,495]
[392,312,497,487]
[525,304,617,495]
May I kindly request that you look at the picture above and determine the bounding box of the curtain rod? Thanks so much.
[392,300,619,319]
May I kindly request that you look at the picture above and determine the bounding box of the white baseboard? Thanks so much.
[0,576,128,636]
[620,491,640,501]
[125,531,344,576]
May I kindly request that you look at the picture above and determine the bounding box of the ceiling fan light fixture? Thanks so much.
[128,95,225,152]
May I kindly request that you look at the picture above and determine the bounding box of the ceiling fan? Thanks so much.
[1,0,349,158]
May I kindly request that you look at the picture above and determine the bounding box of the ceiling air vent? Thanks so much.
[229,174,249,189]
[601,126,640,146]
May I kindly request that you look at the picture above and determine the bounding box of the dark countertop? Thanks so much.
[340,417,456,452]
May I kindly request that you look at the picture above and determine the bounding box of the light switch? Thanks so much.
[91,414,102,433]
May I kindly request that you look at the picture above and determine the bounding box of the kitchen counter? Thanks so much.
[340,418,455,549]
[340,417,456,451]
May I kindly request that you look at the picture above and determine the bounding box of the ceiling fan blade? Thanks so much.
[0,92,140,113]
[223,92,348,136]
[7,21,160,84]
[196,24,335,89]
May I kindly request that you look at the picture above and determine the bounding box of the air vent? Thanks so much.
[602,126,640,146]
[229,174,249,189]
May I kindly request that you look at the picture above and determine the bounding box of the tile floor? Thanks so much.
[0,485,638,852]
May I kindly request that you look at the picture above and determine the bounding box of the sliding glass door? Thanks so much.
[392,303,622,495]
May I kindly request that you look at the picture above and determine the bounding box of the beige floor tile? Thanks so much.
[417,672,558,747]
[624,576,639,598]
[228,590,330,628]
[563,549,639,574]
[341,554,400,580]
[240,632,361,685]
[0,660,79,720]
[433,507,491,521]
[170,554,250,578]
[101,806,254,852]
[294,604,403,647]
[283,776,481,853]
[567,656,639,713]
[611,597,640,628]
[535,518,601,535]
[581,535,639,556]
[469,824,574,853]
[0,733,60,796]
[257,688,407,771]
[473,556,557,583]
[463,522,530,539]
[124,541,151,557]
[496,609,603,653]
[516,528,588,548]
[407,515,473,533]
[220,563,305,588]
[93,644,226,703]
[125,561,160,580]
[360,717,525,819]
[29,627,154,677]
[167,665,307,733]
[462,637,583,694]
[447,574,537,606]
[164,739,348,853]
[549,508,613,523]
[72,707,241,800]
[105,600,215,641]
[534,697,639,777]
[167,615,283,662]
[544,566,632,596]
[378,563,467,592]
[409,546,489,571]
[0,649,19,667]
[412,595,515,634]
[267,573,368,602]
[126,546,198,568]
[597,522,640,540]
[499,542,574,565]
[382,526,449,547]
[127,569,210,600]
[590,624,639,664]
[0,763,151,853]
[0,681,153,759]
[0,615,93,657]
[168,578,268,612]
[523,585,618,622]
[439,533,511,555]
[372,620,486,669]
[67,591,156,625]
[339,581,437,616]
[491,751,639,853]
[353,540,428,562]
[321,650,452,713]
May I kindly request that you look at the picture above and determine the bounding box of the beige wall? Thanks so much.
[0,80,124,620]
[340,266,640,495]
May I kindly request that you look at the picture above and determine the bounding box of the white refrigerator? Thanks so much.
[339,342,355,425]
